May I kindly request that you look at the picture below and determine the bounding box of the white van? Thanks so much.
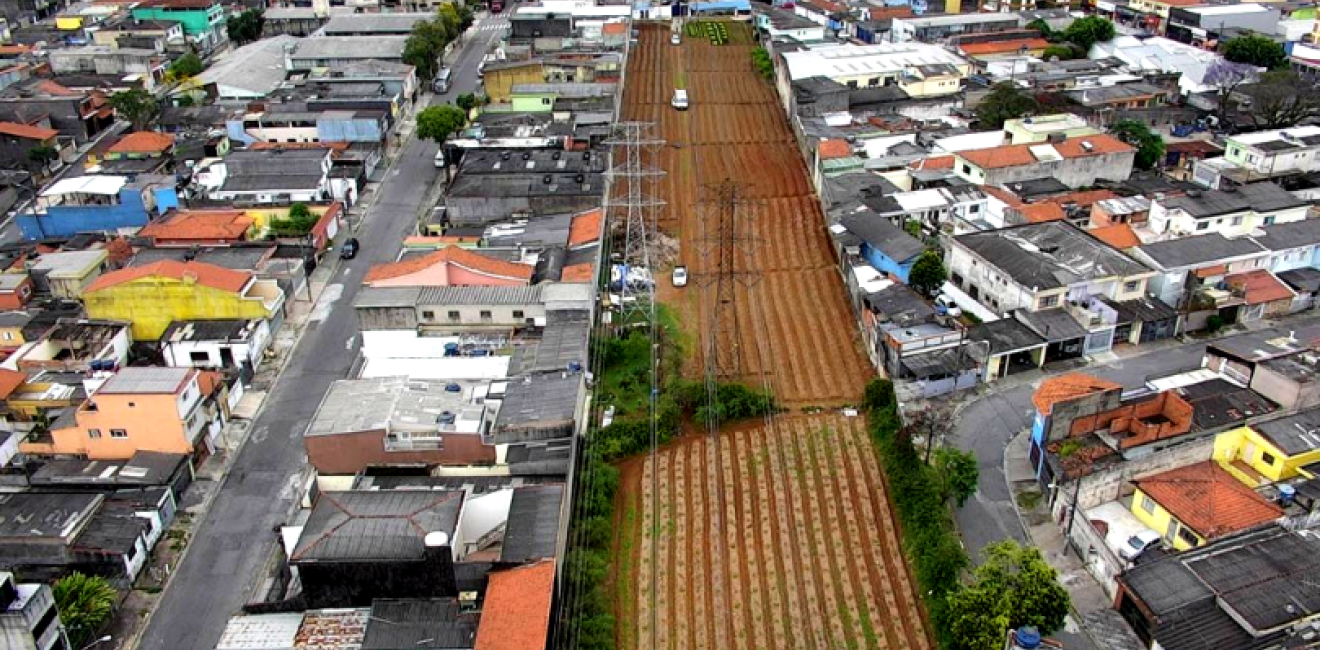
[671,31,681,45]
[433,68,452,93]
[671,89,689,110]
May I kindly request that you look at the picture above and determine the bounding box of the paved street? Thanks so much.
[129,29,513,650]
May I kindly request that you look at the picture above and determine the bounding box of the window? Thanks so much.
[110,429,128,439]
[1264,216,1276,225]
[1231,215,1243,226]
[961,164,972,175]
[969,204,980,214]
[1140,492,1156,514]
[541,97,551,105]
[1124,281,1140,293]
[1196,221,1209,231]
[846,80,858,89]
[189,351,210,364]
[1039,295,1059,308]
[513,310,524,319]
[1,332,11,341]
[88,429,102,439]
[868,77,880,86]
[480,310,493,320]
[127,402,136,408]
[1176,525,1199,547]
[1261,451,1276,466]
[448,310,460,321]
[422,310,435,320]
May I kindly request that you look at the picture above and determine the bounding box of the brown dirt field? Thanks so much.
[616,414,933,650]
[623,22,871,408]
[612,21,932,650]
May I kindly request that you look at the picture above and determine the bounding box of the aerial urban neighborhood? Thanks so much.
[0,0,1317,648]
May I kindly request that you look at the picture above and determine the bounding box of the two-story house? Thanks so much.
[951,134,1137,189]
[17,174,179,240]
[948,221,1158,355]
[1141,183,1309,242]
[1198,126,1320,187]
[129,0,226,51]
[1132,235,1279,330]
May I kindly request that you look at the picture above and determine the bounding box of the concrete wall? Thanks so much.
[1249,364,1320,412]
[1072,435,1215,509]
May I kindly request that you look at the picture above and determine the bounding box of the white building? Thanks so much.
[1142,183,1310,241]
[1089,36,1225,95]
[160,319,272,376]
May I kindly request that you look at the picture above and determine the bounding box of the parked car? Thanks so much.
[671,31,681,45]
[340,237,360,260]
[672,265,688,287]
[672,89,689,110]
[1119,529,1162,561]
[934,293,962,318]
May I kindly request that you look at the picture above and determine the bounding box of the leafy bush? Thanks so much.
[751,47,773,80]
[54,572,117,648]
[268,202,319,237]
[1206,314,1226,333]
[561,449,620,650]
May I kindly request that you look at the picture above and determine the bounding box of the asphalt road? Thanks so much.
[129,30,511,650]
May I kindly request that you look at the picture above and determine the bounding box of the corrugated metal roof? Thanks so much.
[417,285,543,306]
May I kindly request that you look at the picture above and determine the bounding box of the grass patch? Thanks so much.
[1016,489,1042,511]
[615,500,638,647]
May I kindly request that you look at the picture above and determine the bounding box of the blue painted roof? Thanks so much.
[693,0,751,10]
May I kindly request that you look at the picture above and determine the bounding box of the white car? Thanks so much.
[671,89,689,111]
[934,294,962,318]
[672,265,688,287]
[671,32,681,45]
[1119,529,1162,561]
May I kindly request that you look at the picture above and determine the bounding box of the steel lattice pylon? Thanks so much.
[604,121,666,327]
[697,178,759,380]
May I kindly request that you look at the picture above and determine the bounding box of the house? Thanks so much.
[1142,183,1309,241]
[105,131,174,160]
[1090,196,1151,229]
[355,285,548,334]
[288,489,465,607]
[364,247,534,288]
[1166,4,1280,47]
[0,491,159,582]
[320,12,432,36]
[839,214,925,283]
[0,121,67,181]
[1089,36,1225,96]
[948,221,1154,316]
[1278,267,1320,312]
[1116,527,1320,650]
[27,450,192,504]
[20,366,227,461]
[754,8,827,43]
[28,249,108,298]
[951,134,1136,189]
[777,43,970,108]
[284,36,410,70]
[3,319,131,374]
[1203,326,1320,386]
[0,78,114,144]
[304,376,495,476]
[490,372,580,474]
[1212,126,1320,184]
[955,36,1051,61]
[0,570,66,650]
[90,16,185,49]
[1214,409,1320,488]
[1132,235,1273,332]
[1163,140,1221,182]
[473,560,556,650]
[0,274,32,310]
[1252,218,1320,276]
[82,260,286,340]
[160,319,271,376]
[205,148,333,205]
[18,174,179,240]
[444,149,606,225]
[1130,461,1283,550]
[129,0,226,51]
[967,317,1047,381]
[193,35,296,102]
[0,311,33,350]
[47,47,168,91]
[889,12,1020,43]
[137,209,254,246]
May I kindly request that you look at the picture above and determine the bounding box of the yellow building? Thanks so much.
[1130,461,1284,551]
[1214,416,1320,487]
[482,61,547,103]
[83,260,284,340]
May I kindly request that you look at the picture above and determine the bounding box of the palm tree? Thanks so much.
[53,572,117,648]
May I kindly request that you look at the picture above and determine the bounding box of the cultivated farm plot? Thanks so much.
[619,414,932,650]
[624,23,871,407]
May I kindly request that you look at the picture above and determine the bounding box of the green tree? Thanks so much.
[933,446,979,507]
[1110,119,1166,171]
[438,3,461,39]
[1025,18,1052,36]
[975,82,1038,129]
[1223,33,1287,70]
[54,572,117,648]
[109,88,159,130]
[909,250,947,297]
[26,145,56,168]
[1242,69,1320,129]
[1205,59,1258,117]
[169,52,204,79]
[1041,44,1077,61]
[976,541,1072,633]
[1062,15,1115,51]
[226,9,265,45]
[404,17,453,81]
[455,93,477,112]
[751,46,773,80]
[946,585,1011,650]
[416,104,467,143]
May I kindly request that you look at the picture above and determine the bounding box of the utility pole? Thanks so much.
[603,121,665,328]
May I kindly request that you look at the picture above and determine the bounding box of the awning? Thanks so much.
[1195,264,1229,278]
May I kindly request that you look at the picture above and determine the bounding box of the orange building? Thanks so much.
[21,366,226,461]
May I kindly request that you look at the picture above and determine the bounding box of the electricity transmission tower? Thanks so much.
[698,179,759,380]
[603,121,666,327]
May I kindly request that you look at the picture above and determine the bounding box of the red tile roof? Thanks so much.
[561,262,595,283]
[1017,202,1067,223]
[1135,461,1284,540]
[568,208,602,247]
[1227,269,1295,305]
[475,560,556,650]
[959,38,1050,57]
[960,135,1135,170]
[0,368,27,400]
[909,155,954,171]
[0,121,57,141]
[108,131,174,154]
[364,246,534,284]
[1089,223,1142,249]
[138,209,252,242]
[0,45,32,56]
[602,21,627,35]
[869,6,913,19]
[86,260,252,294]
[1041,189,1120,208]
[818,138,853,160]
[1032,373,1122,415]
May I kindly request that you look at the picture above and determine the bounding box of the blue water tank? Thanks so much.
[1279,484,1297,505]
[1015,627,1042,649]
